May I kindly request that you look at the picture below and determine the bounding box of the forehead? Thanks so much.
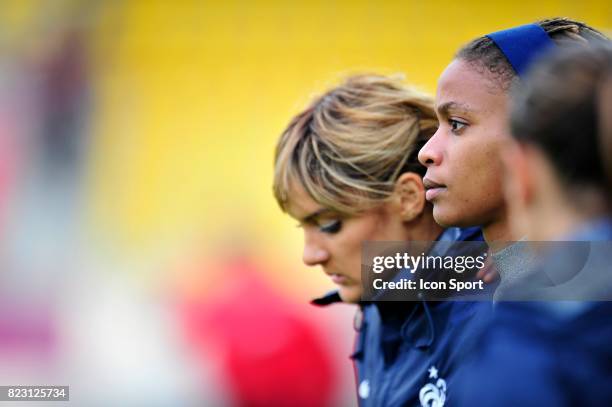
[285,181,323,219]
[436,59,506,114]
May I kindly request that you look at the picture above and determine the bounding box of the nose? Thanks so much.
[302,231,330,267]
[418,128,443,167]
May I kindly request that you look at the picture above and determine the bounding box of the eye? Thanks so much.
[319,219,342,234]
[449,119,468,134]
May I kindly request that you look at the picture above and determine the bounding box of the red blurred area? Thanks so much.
[178,256,337,407]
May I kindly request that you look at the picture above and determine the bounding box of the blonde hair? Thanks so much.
[273,74,437,215]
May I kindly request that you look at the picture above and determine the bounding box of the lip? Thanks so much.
[423,177,447,201]
[326,273,349,285]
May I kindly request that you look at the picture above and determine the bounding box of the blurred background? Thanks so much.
[0,0,609,405]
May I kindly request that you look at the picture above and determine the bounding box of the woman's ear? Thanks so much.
[392,172,426,222]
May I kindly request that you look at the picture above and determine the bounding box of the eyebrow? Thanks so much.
[436,101,474,117]
[302,208,333,224]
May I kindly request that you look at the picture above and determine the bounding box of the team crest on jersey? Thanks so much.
[419,365,447,407]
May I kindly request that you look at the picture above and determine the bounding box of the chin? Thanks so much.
[433,206,479,229]
[338,287,362,304]
[432,206,459,228]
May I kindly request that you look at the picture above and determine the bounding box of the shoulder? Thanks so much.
[456,302,612,405]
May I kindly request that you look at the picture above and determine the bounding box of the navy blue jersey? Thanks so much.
[353,300,490,406]
[455,301,612,406]
[455,219,612,406]
[313,227,494,406]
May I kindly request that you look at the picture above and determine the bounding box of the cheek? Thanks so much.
[466,153,505,205]
[445,136,506,216]
[474,153,504,187]
[334,238,362,271]
[334,217,384,273]
[458,131,505,179]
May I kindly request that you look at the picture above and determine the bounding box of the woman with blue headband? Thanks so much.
[415,16,610,405]
[417,18,608,298]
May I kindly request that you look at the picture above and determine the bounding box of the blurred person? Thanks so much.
[456,44,612,406]
[178,253,340,407]
[417,17,608,298]
[600,60,612,185]
[273,74,492,406]
[0,19,94,398]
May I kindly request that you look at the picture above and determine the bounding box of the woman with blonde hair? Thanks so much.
[273,74,491,406]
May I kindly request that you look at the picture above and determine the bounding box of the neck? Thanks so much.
[407,209,445,242]
[482,211,514,251]
[529,188,610,240]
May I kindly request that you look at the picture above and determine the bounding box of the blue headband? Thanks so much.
[486,24,555,77]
